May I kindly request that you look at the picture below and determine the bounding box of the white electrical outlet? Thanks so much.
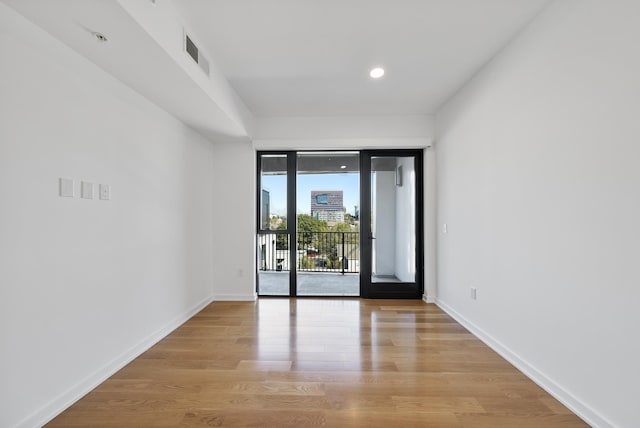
[470,287,477,300]
[443,223,448,234]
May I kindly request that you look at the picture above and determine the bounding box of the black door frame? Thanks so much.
[256,151,297,296]
[360,150,424,299]
[257,149,424,299]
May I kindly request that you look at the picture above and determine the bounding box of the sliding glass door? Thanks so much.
[257,150,423,299]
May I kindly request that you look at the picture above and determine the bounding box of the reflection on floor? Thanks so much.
[258,271,359,296]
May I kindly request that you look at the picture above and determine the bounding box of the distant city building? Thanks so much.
[311,190,345,224]
[314,210,345,223]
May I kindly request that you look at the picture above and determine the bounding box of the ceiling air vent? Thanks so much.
[184,33,210,77]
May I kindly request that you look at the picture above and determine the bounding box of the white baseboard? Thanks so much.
[20,295,214,428]
[213,293,257,301]
[422,294,436,303]
[435,298,615,428]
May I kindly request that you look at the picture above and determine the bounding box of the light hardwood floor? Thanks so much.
[47,299,588,427]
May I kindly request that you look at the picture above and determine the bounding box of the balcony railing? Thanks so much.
[257,231,360,274]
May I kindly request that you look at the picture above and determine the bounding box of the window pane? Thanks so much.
[260,155,287,230]
[370,156,416,283]
[296,152,360,296]
[257,233,290,295]
[258,154,289,295]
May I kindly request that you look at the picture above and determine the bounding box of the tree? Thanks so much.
[296,214,328,251]
[299,256,315,270]
[330,222,358,245]
[344,213,357,225]
[296,214,328,233]
[330,223,351,233]
[275,218,288,250]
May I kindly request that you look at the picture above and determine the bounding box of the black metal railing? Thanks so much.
[257,233,290,272]
[257,231,360,274]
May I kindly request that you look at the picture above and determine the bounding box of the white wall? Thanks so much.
[423,147,437,302]
[435,1,640,427]
[254,115,433,140]
[211,140,257,301]
[0,5,215,427]
[253,115,433,151]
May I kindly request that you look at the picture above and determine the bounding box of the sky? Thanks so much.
[262,173,360,217]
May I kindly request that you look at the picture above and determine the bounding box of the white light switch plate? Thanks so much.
[99,184,111,200]
[59,178,74,197]
[81,181,94,199]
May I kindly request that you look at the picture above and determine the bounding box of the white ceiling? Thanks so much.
[2,0,253,140]
[174,0,551,117]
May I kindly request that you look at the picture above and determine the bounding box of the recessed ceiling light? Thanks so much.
[370,67,385,79]
[92,32,108,43]
[340,165,347,169]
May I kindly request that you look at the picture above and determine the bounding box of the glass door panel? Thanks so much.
[296,152,360,296]
[371,156,416,283]
[361,151,423,298]
[257,153,290,296]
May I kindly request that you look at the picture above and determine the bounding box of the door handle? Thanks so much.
[368,235,376,240]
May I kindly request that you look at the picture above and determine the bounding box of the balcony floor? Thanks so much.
[258,271,359,296]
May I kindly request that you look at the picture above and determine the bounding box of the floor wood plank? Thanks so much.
[46,299,588,427]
